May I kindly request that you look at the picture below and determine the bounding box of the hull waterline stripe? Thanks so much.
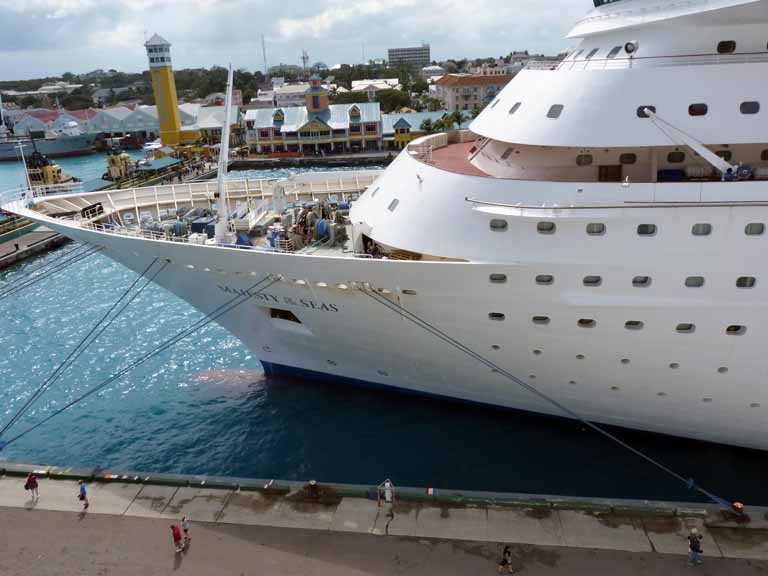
[360,287,737,511]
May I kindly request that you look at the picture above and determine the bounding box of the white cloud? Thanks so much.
[0,0,98,18]
[278,0,416,39]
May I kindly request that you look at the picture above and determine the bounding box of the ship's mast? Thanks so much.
[214,64,235,245]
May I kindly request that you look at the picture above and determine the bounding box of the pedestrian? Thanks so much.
[171,524,183,553]
[24,472,39,501]
[687,527,703,566]
[181,515,191,544]
[78,480,89,510]
[498,544,514,573]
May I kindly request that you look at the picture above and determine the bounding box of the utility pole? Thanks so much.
[261,33,268,77]
[301,50,309,78]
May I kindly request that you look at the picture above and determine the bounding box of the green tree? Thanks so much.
[330,91,370,105]
[450,110,467,127]
[374,89,411,113]
[419,118,435,134]
[411,79,428,95]
[470,106,482,119]
[425,97,444,112]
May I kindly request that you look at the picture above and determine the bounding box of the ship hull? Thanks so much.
[8,214,768,451]
[0,133,98,161]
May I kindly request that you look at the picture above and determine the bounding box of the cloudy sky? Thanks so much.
[0,0,587,81]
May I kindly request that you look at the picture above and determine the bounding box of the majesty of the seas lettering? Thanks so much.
[216,284,340,312]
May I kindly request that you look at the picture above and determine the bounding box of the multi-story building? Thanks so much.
[245,76,382,155]
[274,83,311,107]
[430,73,512,112]
[388,44,430,68]
[350,78,401,102]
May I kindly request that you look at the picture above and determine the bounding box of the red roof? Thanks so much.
[26,110,59,124]
[435,74,512,88]
[67,108,99,122]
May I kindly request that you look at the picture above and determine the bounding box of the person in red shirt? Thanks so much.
[25,473,39,502]
[171,524,183,553]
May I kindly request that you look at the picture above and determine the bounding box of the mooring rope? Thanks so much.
[360,286,736,510]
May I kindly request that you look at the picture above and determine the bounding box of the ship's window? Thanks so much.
[535,274,554,285]
[537,221,556,234]
[508,102,522,115]
[490,99,500,109]
[716,150,732,162]
[667,151,685,163]
[270,308,301,323]
[576,154,593,166]
[387,199,399,212]
[371,186,379,197]
[745,222,765,235]
[637,105,656,118]
[717,367,728,374]
[607,45,622,59]
[572,49,584,60]
[637,224,657,236]
[717,40,736,54]
[625,320,644,330]
[576,354,585,360]
[619,153,637,165]
[676,323,696,333]
[490,219,508,231]
[501,147,514,160]
[685,276,705,288]
[577,318,596,328]
[740,101,760,115]
[489,273,507,284]
[547,104,564,119]
[620,358,630,364]
[736,276,756,288]
[488,312,506,321]
[583,275,602,286]
[586,222,606,235]
[689,103,708,116]
[762,150,768,161]
[585,48,599,60]
[670,362,679,369]
[691,223,712,236]
[726,324,747,335]
[532,315,550,325]
[632,275,652,287]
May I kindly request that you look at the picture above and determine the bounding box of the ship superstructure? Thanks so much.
[4,0,768,449]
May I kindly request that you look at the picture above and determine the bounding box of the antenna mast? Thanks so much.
[261,34,268,76]
[301,49,309,77]
[214,64,235,245]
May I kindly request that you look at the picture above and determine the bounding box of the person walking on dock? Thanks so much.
[77,480,89,510]
[687,527,703,566]
[497,545,514,573]
[171,524,183,553]
[181,516,191,544]
[24,472,39,502]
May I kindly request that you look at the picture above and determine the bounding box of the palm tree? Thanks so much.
[450,110,467,127]
[420,118,435,134]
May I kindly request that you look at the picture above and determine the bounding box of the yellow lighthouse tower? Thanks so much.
[145,33,181,146]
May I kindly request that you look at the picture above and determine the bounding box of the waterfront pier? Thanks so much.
[1,463,767,574]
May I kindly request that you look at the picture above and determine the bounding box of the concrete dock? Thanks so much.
[0,227,68,271]
[1,468,767,574]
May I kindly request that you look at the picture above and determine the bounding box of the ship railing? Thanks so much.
[549,51,768,72]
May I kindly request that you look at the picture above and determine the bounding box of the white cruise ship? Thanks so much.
[4,0,768,450]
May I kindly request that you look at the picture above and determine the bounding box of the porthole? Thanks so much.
[736,276,756,288]
[716,150,732,162]
[533,349,542,355]
[586,222,606,236]
[490,219,508,231]
[528,374,536,379]
[489,273,507,284]
[490,99,500,109]
[669,362,680,369]
[583,275,602,287]
[750,403,761,408]
[327,359,338,366]
[745,222,765,235]
[632,275,652,287]
[611,386,620,391]
[667,151,685,163]
[658,392,667,397]
[619,153,637,165]
[508,102,522,115]
[676,323,696,333]
[637,105,656,118]
[569,380,577,385]
[546,104,564,119]
[689,103,708,117]
[718,367,728,374]
[717,40,736,54]
[532,315,550,325]
[607,45,622,59]
[685,276,705,288]
[537,221,556,234]
[726,324,746,335]
[535,274,554,285]
[585,48,599,60]
[377,370,389,376]
[637,224,657,236]
[625,320,644,330]
[501,147,514,160]
[740,101,760,115]
[691,223,712,236]
[491,345,500,350]
[387,199,399,212]
[401,289,417,295]
[577,318,596,328]
[576,154,593,166]
[576,354,585,360]
[488,312,506,321]
[702,397,713,403]
[620,358,630,364]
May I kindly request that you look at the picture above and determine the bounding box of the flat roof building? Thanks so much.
[388,44,430,69]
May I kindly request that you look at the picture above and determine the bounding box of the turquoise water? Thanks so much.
[0,156,766,503]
